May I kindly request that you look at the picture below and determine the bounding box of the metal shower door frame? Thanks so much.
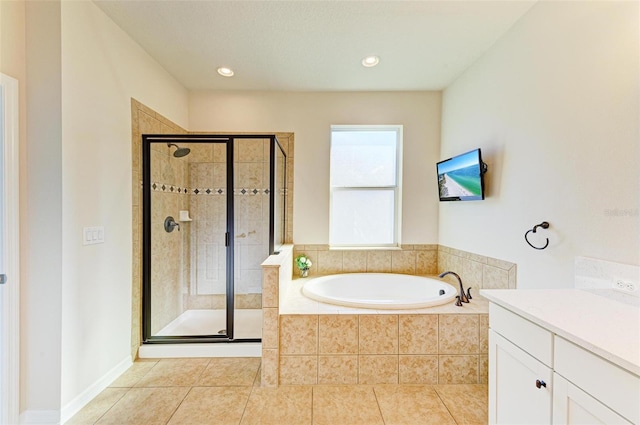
[141,134,282,344]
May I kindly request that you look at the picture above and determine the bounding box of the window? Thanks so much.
[330,125,402,247]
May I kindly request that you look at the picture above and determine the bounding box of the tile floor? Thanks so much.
[67,357,488,425]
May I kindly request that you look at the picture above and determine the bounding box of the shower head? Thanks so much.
[167,142,191,158]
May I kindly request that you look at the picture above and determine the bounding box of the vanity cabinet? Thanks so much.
[553,373,631,424]
[553,336,637,424]
[489,303,553,424]
[486,297,640,425]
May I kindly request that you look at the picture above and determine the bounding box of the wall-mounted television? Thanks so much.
[437,149,487,201]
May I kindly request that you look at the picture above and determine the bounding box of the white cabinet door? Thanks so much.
[553,373,631,425]
[489,329,553,425]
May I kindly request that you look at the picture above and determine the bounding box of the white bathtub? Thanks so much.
[301,273,458,309]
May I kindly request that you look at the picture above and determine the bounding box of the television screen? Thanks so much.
[437,149,486,201]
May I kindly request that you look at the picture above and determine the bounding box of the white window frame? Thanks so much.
[329,125,403,248]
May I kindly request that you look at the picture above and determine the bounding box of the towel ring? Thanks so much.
[525,221,550,250]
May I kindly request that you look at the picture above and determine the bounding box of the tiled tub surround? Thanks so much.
[278,291,489,387]
[262,245,513,387]
[293,244,517,293]
[438,246,517,292]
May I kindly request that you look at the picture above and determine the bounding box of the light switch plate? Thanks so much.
[83,226,105,245]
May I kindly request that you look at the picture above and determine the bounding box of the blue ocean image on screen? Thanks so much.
[445,164,482,196]
[438,150,483,199]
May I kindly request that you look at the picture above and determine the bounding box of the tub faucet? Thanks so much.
[438,271,472,306]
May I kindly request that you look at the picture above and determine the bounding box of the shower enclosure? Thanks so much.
[141,134,286,344]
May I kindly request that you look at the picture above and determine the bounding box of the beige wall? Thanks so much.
[24,0,64,416]
[10,0,191,418]
[189,91,442,245]
[440,1,639,289]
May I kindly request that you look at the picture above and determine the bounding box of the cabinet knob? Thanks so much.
[535,379,547,389]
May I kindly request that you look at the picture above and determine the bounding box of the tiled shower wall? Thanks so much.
[183,141,270,310]
[149,143,190,334]
[131,99,188,357]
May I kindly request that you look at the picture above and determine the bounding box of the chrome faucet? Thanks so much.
[438,271,472,306]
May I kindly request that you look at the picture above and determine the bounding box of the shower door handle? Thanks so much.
[0,274,6,284]
[225,232,230,247]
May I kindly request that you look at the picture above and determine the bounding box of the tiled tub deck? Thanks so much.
[260,246,490,387]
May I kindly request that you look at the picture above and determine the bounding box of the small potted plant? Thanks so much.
[295,254,312,277]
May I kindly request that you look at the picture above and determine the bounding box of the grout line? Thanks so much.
[238,385,256,424]
[164,386,193,424]
[433,386,460,425]
[87,386,130,425]
[192,358,212,385]
[371,386,387,425]
[310,386,314,425]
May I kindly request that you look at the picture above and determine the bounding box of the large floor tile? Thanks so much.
[95,387,189,425]
[374,385,457,425]
[135,358,209,387]
[110,361,157,387]
[197,357,261,386]
[253,366,261,387]
[167,387,252,425]
[312,386,384,425]
[65,388,129,425]
[241,386,312,425]
[434,384,488,425]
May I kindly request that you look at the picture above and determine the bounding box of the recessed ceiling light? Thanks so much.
[217,67,235,77]
[361,56,380,67]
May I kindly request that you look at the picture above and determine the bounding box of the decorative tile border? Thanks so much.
[149,181,271,196]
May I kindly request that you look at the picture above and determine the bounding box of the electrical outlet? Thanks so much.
[612,279,638,293]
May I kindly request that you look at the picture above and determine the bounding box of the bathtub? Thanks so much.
[301,273,458,309]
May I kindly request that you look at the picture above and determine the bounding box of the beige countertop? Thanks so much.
[480,288,640,376]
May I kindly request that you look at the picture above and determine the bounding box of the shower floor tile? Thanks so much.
[68,358,489,425]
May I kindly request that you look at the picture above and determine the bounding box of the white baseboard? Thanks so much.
[59,355,132,424]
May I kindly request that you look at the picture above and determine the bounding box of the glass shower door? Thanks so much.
[143,137,231,340]
[142,134,284,343]
[233,137,272,340]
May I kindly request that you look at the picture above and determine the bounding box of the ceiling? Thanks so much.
[94,1,536,92]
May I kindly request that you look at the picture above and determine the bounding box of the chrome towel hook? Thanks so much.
[525,221,550,250]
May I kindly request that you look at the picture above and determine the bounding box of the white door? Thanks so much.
[0,73,20,425]
[489,329,553,425]
[553,373,631,425]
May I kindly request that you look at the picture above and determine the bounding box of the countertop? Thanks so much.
[480,288,640,376]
